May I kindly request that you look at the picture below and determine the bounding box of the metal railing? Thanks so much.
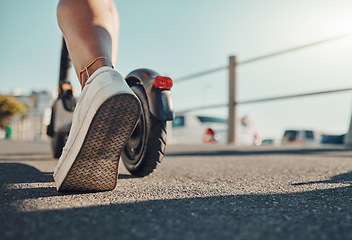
[173,33,352,145]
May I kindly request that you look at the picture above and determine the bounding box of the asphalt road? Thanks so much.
[1,140,352,240]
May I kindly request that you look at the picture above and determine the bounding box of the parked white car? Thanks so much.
[281,129,323,146]
[170,113,261,145]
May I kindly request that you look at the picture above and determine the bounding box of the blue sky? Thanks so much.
[1,0,352,140]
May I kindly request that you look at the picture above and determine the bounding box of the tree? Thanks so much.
[0,95,26,128]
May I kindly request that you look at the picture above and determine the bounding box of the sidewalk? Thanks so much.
[1,140,352,240]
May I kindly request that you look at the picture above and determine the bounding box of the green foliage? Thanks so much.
[0,95,26,128]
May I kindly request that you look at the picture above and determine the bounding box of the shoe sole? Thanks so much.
[58,93,140,192]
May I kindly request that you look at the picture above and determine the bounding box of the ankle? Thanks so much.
[79,57,114,89]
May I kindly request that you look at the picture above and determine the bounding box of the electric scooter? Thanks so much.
[47,39,174,177]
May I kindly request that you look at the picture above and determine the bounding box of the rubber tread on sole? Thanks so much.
[59,94,140,192]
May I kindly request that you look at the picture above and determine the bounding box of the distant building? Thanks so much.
[10,91,54,141]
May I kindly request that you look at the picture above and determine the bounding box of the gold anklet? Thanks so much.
[79,56,114,86]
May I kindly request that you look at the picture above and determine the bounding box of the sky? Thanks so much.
[1,0,352,140]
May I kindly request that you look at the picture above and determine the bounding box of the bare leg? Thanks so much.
[57,0,119,87]
[54,0,142,192]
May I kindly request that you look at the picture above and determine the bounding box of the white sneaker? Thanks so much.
[53,66,141,192]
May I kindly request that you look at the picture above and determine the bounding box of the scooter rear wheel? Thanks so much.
[121,85,167,177]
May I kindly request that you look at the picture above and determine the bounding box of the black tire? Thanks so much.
[52,133,66,159]
[122,85,167,177]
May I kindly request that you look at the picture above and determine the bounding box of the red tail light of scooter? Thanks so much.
[153,76,173,90]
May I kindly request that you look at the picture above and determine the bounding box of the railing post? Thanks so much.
[227,55,238,145]
[345,110,352,146]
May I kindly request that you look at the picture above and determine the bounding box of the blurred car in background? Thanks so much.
[171,112,261,145]
[261,139,278,146]
[281,129,323,146]
[320,134,346,145]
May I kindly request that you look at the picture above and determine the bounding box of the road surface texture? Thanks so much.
[1,140,352,240]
